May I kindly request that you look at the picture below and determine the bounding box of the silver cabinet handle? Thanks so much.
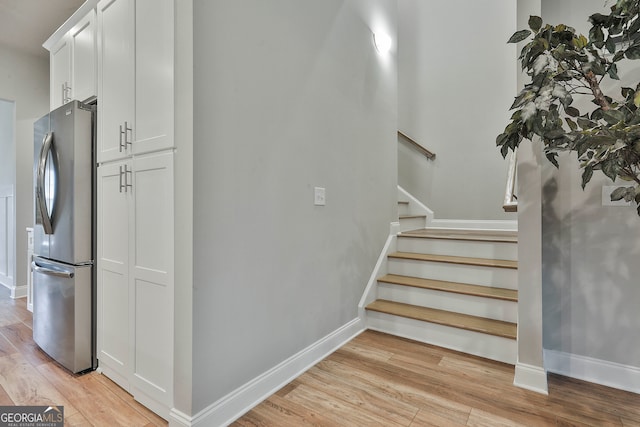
[124,121,132,148]
[119,164,133,193]
[119,121,133,152]
[62,82,71,104]
[36,132,55,235]
[32,261,74,279]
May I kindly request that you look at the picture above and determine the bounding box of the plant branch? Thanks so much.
[583,70,611,110]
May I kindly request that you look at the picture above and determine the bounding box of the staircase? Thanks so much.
[365,201,518,364]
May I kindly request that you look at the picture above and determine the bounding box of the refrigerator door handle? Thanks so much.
[36,132,55,235]
[32,261,75,279]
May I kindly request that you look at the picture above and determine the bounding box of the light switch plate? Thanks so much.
[314,187,326,206]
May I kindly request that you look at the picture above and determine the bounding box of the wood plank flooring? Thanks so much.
[234,330,640,426]
[5,285,638,426]
[0,286,166,427]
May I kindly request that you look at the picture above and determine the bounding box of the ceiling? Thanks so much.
[0,0,85,58]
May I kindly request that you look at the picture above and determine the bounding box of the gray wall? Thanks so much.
[398,0,517,220]
[0,99,14,187]
[541,0,640,367]
[0,45,49,291]
[192,0,397,412]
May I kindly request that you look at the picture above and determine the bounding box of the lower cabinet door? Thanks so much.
[96,160,131,389]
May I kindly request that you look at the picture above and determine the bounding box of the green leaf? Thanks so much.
[602,109,625,125]
[635,91,640,108]
[565,106,580,117]
[610,186,630,201]
[606,36,616,54]
[508,29,532,44]
[529,16,543,32]
[607,63,620,80]
[625,44,640,59]
[589,26,605,47]
[565,117,578,131]
[602,160,620,182]
[581,166,594,189]
[589,13,610,26]
[546,152,559,167]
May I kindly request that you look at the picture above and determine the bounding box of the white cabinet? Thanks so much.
[97,0,134,162]
[97,0,174,163]
[97,151,174,416]
[50,37,71,109]
[49,9,97,110]
[70,11,97,104]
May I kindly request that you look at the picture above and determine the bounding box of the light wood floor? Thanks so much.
[234,330,640,426]
[0,286,167,426]
[5,286,638,426]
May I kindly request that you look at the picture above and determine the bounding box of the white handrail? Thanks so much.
[503,149,517,212]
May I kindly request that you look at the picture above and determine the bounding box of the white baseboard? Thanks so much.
[10,284,27,299]
[544,349,640,394]
[513,362,548,395]
[175,318,365,427]
[429,219,518,231]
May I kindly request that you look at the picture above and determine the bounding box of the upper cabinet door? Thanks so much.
[50,36,72,110]
[70,10,97,104]
[134,0,174,155]
[97,0,135,163]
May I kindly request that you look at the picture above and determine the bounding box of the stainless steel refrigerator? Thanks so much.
[32,100,96,373]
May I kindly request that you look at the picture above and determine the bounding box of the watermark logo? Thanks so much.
[0,406,63,427]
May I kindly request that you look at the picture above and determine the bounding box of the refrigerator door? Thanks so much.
[33,114,51,259]
[32,256,94,373]
[34,101,94,264]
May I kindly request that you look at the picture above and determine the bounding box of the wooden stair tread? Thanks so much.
[366,300,517,339]
[389,252,517,269]
[400,228,517,243]
[378,274,517,301]
[399,214,426,219]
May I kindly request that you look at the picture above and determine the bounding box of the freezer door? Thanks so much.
[32,257,94,373]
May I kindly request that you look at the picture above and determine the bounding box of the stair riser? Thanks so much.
[366,311,516,364]
[397,237,517,261]
[398,203,410,217]
[399,216,426,232]
[377,283,517,323]
[387,259,517,290]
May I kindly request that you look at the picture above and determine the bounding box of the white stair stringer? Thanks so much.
[387,256,518,290]
[367,310,517,364]
[377,281,517,323]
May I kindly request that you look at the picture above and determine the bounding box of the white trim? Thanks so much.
[9,285,26,299]
[357,222,399,320]
[544,349,640,394]
[180,318,365,427]
[514,362,548,395]
[429,219,518,231]
[43,0,100,51]
[168,409,191,427]
[397,185,433,223]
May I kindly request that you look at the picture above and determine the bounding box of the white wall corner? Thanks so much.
[514,362,548,395]
[544,349,640,394]
[189,318,365,427]
[358,223,399,321]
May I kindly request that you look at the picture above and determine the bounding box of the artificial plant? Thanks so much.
[496,0,640,215]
